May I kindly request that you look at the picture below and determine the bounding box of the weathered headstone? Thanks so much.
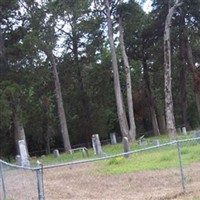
[196,131,200,142]
[189,130,197,136]
[15,155,21,166]
[182,127,187,135]
[123,137,129,158]
[110,132,117,145]
[92,134,102,155]
[152,140,160,146]
[139,140,148,146]
[53,149,60,158]
[18,140,30,167]
[177,128,181,133]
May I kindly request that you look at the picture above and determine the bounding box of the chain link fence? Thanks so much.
[0,160,43,200]
[1,137,200,199]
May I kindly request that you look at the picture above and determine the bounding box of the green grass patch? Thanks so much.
[100,146,180,174]
[28,134,200,175]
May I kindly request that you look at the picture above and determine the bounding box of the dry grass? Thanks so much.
[42,162,200,200]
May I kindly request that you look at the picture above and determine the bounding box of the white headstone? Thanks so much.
[196,131,200,142]
[139,140,148,146]
[15,155,21,166]
[110,132,117,145]
[177,128,181,133]
[53,149,60,158]
[18,140,30,167]
[182,127,187,135]
[152,140,160,146]
[92,134,102,155]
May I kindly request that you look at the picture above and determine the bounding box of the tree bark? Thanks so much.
[143,59,160,136]
[186,39,200,121]
[118,0,136,141]
[0,22,6,71]
[179,35,188,127]
[104,0,129,138]
[195,93,200,121]
[13,113,29,156]
[157,110,166,134]
[164,0,182,137]
[49,52,71,152]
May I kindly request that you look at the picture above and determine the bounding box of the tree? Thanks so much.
[19,0,72,151]
[119,1,161,135]
[0,0,31,155]
[118,0,137,141]
[48,51,72,151]
[164,0,183,137]
[104,0,129,138]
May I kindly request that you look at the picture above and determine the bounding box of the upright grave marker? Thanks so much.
[110,132,117,145]
[18,140,30,167]
[53,149,60,158]
[182,127,187,135]
[92,134,102,156]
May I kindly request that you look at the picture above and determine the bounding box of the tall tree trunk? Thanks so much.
[157,110,166,134]
[41,96,51,154]
[186,40,200,121]
[164,0,182,137]
[49,52,71,152]
[104,0,129,138]
[195,94,200,121]
[118,0,136,141]
[0,22,7,72]
[143,59,160,136]
[13,112,29,156]
[179,37,188,127]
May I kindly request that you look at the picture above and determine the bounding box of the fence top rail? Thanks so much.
[0,159,39,171]
[1,136,200,170]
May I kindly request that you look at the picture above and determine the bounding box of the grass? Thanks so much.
[101,140,200,174]
[29,133,200,175]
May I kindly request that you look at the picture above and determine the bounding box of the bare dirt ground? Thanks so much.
[43,162,200,200]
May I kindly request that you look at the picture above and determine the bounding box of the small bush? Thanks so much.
[108,157,124,165]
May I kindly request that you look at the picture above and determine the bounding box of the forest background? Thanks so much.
[0,0,200,158]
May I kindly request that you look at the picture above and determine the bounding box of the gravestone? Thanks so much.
[82,148,87,158]
[189,130,196,136]
[139,140,148,146]
[15,155,21,166]
[182,127,187,135]
[18,140,30,167]
[177,128,181,133]
[196,131,200,142]
[110,132,117,145]
[123,137,129,158]
[53,149,60,158]
[92,134,102,155]
[152,140,160,146]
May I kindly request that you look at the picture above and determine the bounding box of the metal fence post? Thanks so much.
[36,162,44,200]
[0,162,7,199]
[177,141,186,193]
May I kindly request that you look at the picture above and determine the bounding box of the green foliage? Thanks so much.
[1,0,200,158]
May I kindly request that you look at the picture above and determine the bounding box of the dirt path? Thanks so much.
[43,162,200,200]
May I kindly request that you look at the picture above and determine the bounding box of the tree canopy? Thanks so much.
[0,0,200,157]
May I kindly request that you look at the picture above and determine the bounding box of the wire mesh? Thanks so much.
[0,161,38,200]
[1,137,200,199]
[42,142,184,200]
[178,138,200,195]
